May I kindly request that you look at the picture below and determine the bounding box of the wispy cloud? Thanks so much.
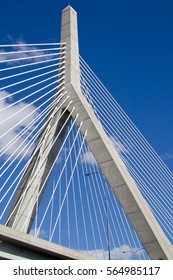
[81,150,97,165]
[161,152,173,161]
[0,90,38,158]
[109,136,128,154]
[82,244,145,260]
[0,39,54,65]
[30,228,48,239]
[80,137,127,166]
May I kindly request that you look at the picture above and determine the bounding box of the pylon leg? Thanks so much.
[7,108,71,233]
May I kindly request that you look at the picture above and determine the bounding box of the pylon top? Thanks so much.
[62,4,76,13]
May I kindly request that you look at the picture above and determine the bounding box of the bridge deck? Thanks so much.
[0,225,94,260]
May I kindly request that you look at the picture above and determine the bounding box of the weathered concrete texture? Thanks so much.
[0,225,93,260]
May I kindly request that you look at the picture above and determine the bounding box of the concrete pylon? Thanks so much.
[6,107,71,232]
[7,5,173,260]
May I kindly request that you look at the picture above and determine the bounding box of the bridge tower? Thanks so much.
[5,5,173,260]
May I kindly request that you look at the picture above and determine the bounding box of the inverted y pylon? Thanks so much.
[7,5,173,259]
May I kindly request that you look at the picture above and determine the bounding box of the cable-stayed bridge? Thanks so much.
[0,5,172,260]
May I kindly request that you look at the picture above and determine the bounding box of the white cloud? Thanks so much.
[81,150,97,165]
[80,137,127,166]
[109,136,128,154]
[0,39,54,65]
[0,90,38,158]
[30,228,48,239]
[0,39,57,159]
[82,244,145,260]
[56,147,70,164]
[161,152,173,161]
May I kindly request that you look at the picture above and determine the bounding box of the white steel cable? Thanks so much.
[84,147,139,260]
[0,71,63,101]
[80,64,173,206]
[13,111,75,231]
[0,98,71,199]
[100,109,173,199]
[0,78,65,132]
[110,182,148,259]
[85,91,173,207]
[0,105,71,225]
[105,125,173,219]
[74,129,90,252]
[80,61,172,179]
[0,77,64,116]
[81,140,106,259]
[0,56,65,73]
[1,93,68,179]
[94,170,123,259]
[4,107,75,226]
[0,91,68,175]
[0,66,64,91]
[0,77,64,138]
[0,88,67,160]
[0,51,65,64]
[94,165,144,259]
[59,159,62,245]
[86,160,112,259]
[0,86,66,156]
[0,43,66,47]
[0,47,65,56]
[81,63,173,187]
[0,61,63,82]
[93,169,130,260]
[69,128,81,250]
[80,81,173,238]
[88,166,121,259]
[49,128,87,242]
[84,84,172,233]
[120,156,173,236]
[80,56,173,180]
[49,167,56,240]
[78,141,98,257]
[118,152,173,238]
[81,77,173,198]
[64,135,70,248]
[34,116,81,237]
[16,105,73,193]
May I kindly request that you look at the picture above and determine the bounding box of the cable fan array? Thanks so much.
[80,56,173,245]
[0,42,67,223]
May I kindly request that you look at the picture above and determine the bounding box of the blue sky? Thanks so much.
[0,0,173,171]
[0,0,172,259]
